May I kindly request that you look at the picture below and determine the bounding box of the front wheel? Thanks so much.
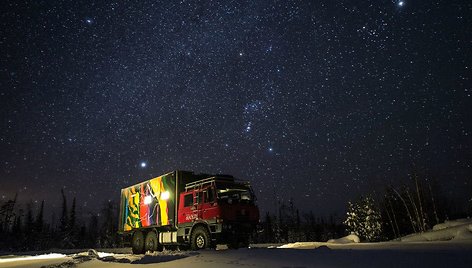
[190,226,210,250]
[132,231,145,254]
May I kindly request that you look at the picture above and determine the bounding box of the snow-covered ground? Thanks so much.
[401,218,472,242]
[1,219,471,268]
[1,242,471,268]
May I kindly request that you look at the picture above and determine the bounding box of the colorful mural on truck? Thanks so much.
[121,174,175,231]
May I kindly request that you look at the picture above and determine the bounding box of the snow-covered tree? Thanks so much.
[344,201,360,235]
[344,196,382,242]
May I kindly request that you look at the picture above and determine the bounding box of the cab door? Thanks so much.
[178,192,197,224]
[200,186,218,221]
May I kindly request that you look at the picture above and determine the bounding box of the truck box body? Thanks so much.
[118,171,207,233]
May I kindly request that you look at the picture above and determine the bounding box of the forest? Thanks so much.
[1,173,470,251]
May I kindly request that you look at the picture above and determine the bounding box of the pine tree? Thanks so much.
[11,208,23,250]
[0,194,17,233]
[344,196,383,242]
[60,189,68,233]
[70,198,76,231]
[87,214,99,248]
[100,201,118,247]
[263,212,273,242]
[35,200,44,233]
[344,201,360,235]
[59,189,72,248]
[68,197,78,247]
[25,203,34,232]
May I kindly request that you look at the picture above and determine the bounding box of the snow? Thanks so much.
[0,253,72,268]
[1,219,472,268]
[0,253,67,263]
[0,242,471,268]
[433,218,472,231]
[278,234,359,248]
[327,234,361,244]
[401,218,472,242]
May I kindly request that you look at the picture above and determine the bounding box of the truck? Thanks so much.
[118,170,260,254]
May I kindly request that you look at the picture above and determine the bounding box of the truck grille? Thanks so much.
[237,209,249,220]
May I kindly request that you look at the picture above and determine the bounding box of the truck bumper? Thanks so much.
[212,222,256,246]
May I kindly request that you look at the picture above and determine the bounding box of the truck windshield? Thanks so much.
[215,182,254,204]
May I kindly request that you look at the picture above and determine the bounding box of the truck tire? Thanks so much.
[145,231,158,252]
[190,226,210,250]
[132,231,145,254]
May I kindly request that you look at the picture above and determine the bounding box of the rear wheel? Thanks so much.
[145,231,158,252]
[190,226,210,250]
[132,231,145,254]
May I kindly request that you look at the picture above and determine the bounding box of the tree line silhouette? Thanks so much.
[0,171,470,251]
[0,189,121,251]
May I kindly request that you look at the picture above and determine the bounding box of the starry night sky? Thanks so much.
[1,0,471,216]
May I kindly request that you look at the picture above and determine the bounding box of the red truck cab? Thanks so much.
[177,176,259,249]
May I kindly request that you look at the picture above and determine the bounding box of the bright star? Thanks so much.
[268,147,273,152]
[398,1,404,7]
[245,122,252,132]
[85,18,93,25]
[140,162,147,168]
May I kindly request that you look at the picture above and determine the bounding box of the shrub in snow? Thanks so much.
[343,196,383,242]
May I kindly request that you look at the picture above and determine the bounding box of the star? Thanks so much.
[245,122,252,132]
[398,1,405,7]
[140,162,147,168]
[268,147,273,152]
[85,18,94,25]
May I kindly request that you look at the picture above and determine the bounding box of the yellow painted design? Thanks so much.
[149,176,169,225]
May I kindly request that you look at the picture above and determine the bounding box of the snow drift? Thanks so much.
[327,234,360,244]
[401,218,472,242]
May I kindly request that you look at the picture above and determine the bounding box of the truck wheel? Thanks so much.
[132,231,145,254]
[190,226,210,250]
[145,231,158,252]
